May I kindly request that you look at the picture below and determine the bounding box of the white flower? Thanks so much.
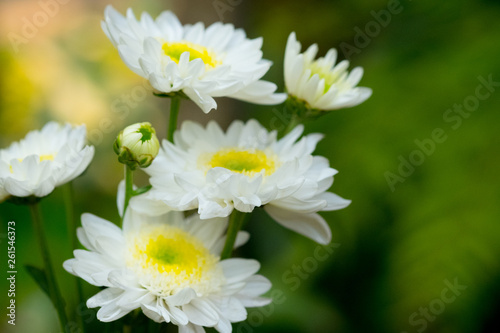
[0,121,94,202]
[137,119,350,245]
[102,6,286,113]
[284,32,372,111]
[63,208,271,333]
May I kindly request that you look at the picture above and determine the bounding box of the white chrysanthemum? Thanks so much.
[102,6,286,113]
[137,119,350,244]
[284,32,372,111]
[64,208,271,333]
[0,122,94,202]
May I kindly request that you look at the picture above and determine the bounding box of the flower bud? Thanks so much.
[114,122,160,170]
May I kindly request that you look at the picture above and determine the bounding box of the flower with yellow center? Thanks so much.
[284,32,372,111]
[64,208,271,332]
[102,6,286,113]
[135,119,351,245]
[0,121,94,202]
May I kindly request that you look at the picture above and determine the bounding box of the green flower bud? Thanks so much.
[114,122,160,170]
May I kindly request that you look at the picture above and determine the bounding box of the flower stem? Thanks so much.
[167,95,181,143]
[123,165,134,220]
[62,183,86,333]
[29,202,69,332]
[221,210,247,260]
[282,113,302,137]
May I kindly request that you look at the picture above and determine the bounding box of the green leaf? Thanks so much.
[25,264,51,299]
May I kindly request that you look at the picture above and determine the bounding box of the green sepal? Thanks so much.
[7,195,43,206]
[134,185,152,196]
[113,134,123,155]
[153,90,189,100]
[285,95,325,121]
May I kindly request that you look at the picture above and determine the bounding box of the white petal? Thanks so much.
[141,302,164,323]
[183,87,217,114]
[182,299,219,327]
[216,296,247,322]
[346,66,364,86]
[87,288,124,308]
[264,205,332,244]
[238,275,272,297]
[214,317,232,333]
[179,323,206,333]
[165,288,197,307]
[229,81,286,105]
[96,303,131,322]
[220,259,260,284]
[319,192,352,211]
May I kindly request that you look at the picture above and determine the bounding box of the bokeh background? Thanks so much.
[1,0,500,332]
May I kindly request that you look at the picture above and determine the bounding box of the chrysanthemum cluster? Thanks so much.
[1,5,371,333]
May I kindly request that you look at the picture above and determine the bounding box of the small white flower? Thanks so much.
[102,6,286,113]
[137,119,350,244]
[114,122,160,169]
[0,121,94,202]
[64,208,271,332]
[284,32,372,111]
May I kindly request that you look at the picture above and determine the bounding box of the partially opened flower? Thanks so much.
[114,122,160,170]
[0,122,94,202]
[64,208,270,332]
[102,6,286,113]
[137,119,350,244]
[284,32,372,112]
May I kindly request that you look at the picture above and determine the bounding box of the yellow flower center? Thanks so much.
[127,226,223,296]
[39,154,55,162]
[206,148,277,176]
[9,154,55,173]
[162,41,220,69]
[308,61,345,93]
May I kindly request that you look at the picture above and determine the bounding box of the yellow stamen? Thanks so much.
[162,41,220,69]
[39,154,54,162]
[9,154,55,173]
[308,61,345,93]
[206,148,277,176]
[127,226,222,296]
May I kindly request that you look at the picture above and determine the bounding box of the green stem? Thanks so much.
[220,210,247,260]
[282,113,302,137]
[29,202,69,332]
[167,95,181,143]
[62,183,77,252]
[62,183,86,333]
[123,165,134,220]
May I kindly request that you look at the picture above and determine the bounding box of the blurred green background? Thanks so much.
[1,0,500,332]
